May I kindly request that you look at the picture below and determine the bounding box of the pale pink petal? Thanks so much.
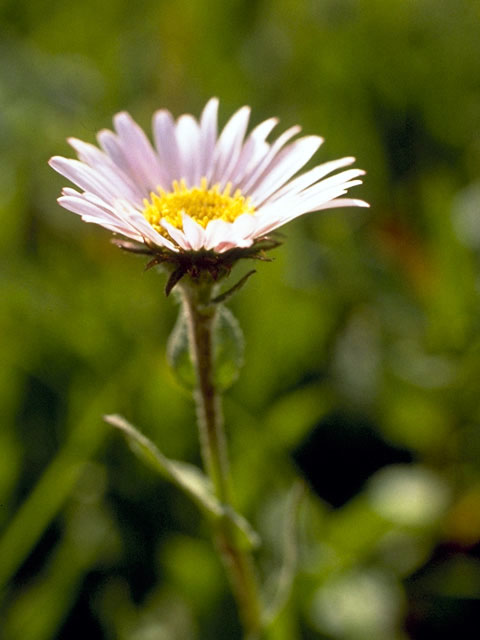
[296,181,365,210]
[253,183,366,236]
[204,218,233,250]
[181,212,206,251]
[175,114,201,187]
[97,124,167,193]
[113,200,178,251]
[239,125,302,193]
[297,168,366,202]
[61,187,82,197]
[266,157,356,204]
[228,117,278,189]
[251,182,366,235]
[199,98,219,181]
[231,213,258,238]
[215,235,254,253]
[81,218,139,236]
[315,197,370,210]
[211,106,251,188]
[68,138,145,205]
[152,109,181,186]
[68,137,110,167]
[49,157,122,201]
[96,129,131,175]
[204,216,256,251]
[249,135,324,206]
[113,112,167,191]
[160,219,190,250]
[59,194,118,222]
[58,194,144,240]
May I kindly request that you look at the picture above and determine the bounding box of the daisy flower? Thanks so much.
[50,98,368,261]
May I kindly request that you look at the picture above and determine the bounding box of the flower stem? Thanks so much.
[180,279,264,638]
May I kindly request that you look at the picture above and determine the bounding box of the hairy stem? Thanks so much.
[180,279,263,638]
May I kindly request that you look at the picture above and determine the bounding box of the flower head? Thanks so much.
[50,98,368,262]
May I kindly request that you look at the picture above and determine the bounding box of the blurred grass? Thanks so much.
[2,0,480,638]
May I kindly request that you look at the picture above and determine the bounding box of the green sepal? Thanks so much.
[211,270,256,305]
[104,414,260,549]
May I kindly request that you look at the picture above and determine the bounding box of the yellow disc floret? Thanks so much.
[142,177,255,234]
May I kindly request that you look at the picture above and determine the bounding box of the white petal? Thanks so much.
[81,191,141,221]
[68,138,145,205]
[49,157,121,202]
[249,135,324,205]
[211,106,251,187]
[96,129,131,175]
[152,109,181,186]
[215,235,254,253]
[59,194,116,221]
[298,180,365,209]
[80,217,138,236]
[266,156,356,204]
[175,114,201,187]
[315,197,370,210]
[204,216,256,251]
[297,168,366,202]
[160,219,190,250]
[68,137,109,167]
[253,184,364,233]
[199,98,219,180]
[204,218,233,250]
[231,213,258,238]
[181,212,206,251]
[113,112,166,191]
[228,117,278,189]
[61,187,82,197]
[254,184,365,236]
[239,125,301,194]
[58,195,144,240]
[113,200,178,251]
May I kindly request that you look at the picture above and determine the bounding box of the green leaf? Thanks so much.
[264,482,305,625]
[166,307,196,390]
[213,305,244,391]
[224,506,261,550]
[167,304,244,392]
[167,459,221,516]
[104,414,259,549]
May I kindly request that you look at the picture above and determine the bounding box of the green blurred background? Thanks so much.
[2,0,480,638]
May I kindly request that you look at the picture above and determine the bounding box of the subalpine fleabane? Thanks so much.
[50,98,368,259]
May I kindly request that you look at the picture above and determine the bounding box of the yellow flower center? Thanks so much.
[142,177,255,233]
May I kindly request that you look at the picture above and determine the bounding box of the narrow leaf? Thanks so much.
[104,414,260,548]
[105,413,218,515]
[264,481,306,624]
